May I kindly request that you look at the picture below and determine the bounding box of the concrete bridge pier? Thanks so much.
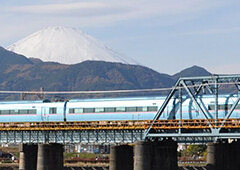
[36,144,50,170]
[155,139,178,170]
[134,139,178,170]
[36,143,64,170]
[19,143,38,170]
[19,143,63,170]
[49,143,64,170]
[134,141,151,170]
[110,145,133,170]
[206,140,240,170]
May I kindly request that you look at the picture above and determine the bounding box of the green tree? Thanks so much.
[186,144,207,157]
[180,144,206,157]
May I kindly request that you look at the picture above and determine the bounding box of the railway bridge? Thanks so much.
[0,118,240,144]
[1,74,240,170]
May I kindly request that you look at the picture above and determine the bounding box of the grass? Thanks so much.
[64,152,107,159]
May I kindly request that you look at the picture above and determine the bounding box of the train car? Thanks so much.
[65,94,240,121]
[66,97,165,121]
[0,94,239,122]
[173,94,240,120]
[0,100,65,122]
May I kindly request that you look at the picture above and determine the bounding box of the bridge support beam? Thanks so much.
[110,145,133,170]
[134,141,151,170]
[36,143,63,170]
[49,143,64,170]
[36,144,49,170]
[19,143,63,170]
[134,139,177,170]
[207,140,240,170]
[19,143,38,170]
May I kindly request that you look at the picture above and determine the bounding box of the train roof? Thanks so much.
[68,96,167,102]
[0,99,60,104]
[68,94,238,102]
[0,93,237,104]
[0,100,43,105]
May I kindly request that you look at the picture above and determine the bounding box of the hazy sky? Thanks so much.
[1,0,240,75]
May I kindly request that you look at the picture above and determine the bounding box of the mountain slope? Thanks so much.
[0,46,32,65]
[53,61,174,90]
[7,26,138,65]
[172,65,211,80]
[0,61,174,92]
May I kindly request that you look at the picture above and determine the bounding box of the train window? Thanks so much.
[116,107,126,112]
[236,104,240,109]
[136,107,142,111]
[229,104,233,110]
[83,108,95,113]
[10,110,19,114]
[75,108,83,113]
[28,110,37,114]
[225,104,232,110]
[219,105,225,110]
[126,107,137,112]
[147,106,158,111]
[49,108,57,114]
[218,105,231,110]
[95,108,104,113]
[69,108,74,113]
[137,107,148,112]
[19,110,28,114]
[208,105,215,110]
[0,109,37,115]
[69,108,83,113]
[208,104,232,111]
[142,107,148,112]
[104,108,115,112]
[1,110,9,114]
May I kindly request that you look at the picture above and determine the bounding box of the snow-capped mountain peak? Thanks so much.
[7,26,138,65]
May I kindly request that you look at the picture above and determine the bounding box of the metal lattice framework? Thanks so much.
[1,119,240,144]
[0,130,144,144]
[144,74,240,141]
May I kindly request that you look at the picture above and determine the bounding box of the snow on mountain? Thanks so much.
[7,26,138,65]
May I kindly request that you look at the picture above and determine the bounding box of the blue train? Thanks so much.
[0,94,239,122]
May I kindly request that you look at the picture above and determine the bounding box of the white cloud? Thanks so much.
[4,0,225,25]
[7,2,107,14]
[176,27,240,36]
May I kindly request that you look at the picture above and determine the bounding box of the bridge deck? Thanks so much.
[0,119,239,131]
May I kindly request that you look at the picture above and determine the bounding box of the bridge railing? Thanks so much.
[0,119,239,131]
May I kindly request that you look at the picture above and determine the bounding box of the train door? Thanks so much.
[41,107,49,121]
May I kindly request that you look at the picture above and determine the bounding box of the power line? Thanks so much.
[0,81,238,95]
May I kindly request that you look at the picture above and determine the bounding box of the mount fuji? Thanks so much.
[7,26,138,65]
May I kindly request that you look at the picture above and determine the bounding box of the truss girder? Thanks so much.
[0,130,145,144]
[219,95,240,129]
[181,80,212,122]
[144,80,181,137]
[144,75,240,141]
[0,129,240,144]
